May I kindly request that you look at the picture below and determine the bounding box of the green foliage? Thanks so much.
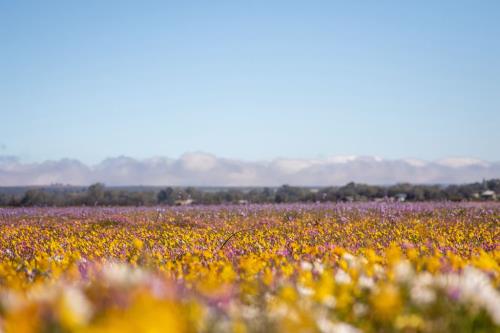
[0,179,498,207]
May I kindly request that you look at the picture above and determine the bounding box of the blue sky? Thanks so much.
[1,1,499,164]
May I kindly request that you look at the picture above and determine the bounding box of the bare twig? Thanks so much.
[218,228,255,251]
[155,210,162,223]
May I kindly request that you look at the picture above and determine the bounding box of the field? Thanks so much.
[0,203,499,333]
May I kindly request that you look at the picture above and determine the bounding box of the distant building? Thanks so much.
[238,199,249,205]
[394,193,407,202]
[344,196,354,203]
[174,198,194,206]
[481,190,497,200]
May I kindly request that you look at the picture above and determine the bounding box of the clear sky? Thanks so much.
[1,1,499,164]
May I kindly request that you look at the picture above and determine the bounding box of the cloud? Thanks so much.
[0,153,499,186]
[435,157,491,168]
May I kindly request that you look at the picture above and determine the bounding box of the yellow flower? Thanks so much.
[371,284,401,320]
[395,314,424,330]
[132,238,144,251]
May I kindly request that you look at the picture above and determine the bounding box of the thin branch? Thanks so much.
[218,228,255,251]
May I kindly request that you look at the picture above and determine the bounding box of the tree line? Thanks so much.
[0,179,498,207]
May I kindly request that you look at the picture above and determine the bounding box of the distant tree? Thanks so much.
[86,183,106,205]
[275,185,306,203]
[20,189,50,206]
[487,179,500,192]
[1,179,499,207]
[0,193,9,206]
[157,187,175,205]
[338,182,357,201]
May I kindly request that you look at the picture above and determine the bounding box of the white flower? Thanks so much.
[28,285,58,303]
[410,272,436,305]
[373,264,385,278]
[342,253,360,269]
[415,272,434,286]
[322,295,336,308]
[240,305,259,320]
[436,266,500,325]
[353,303,368,317]
[61,286,93,325]
[268,303,289,319]
[335,269,352,285]
[342,253,355,264]
[3,248,13,258]
[313,260,325,274]
[394,260,414,283]
[51,255,64,263]
[317,320,362,333]
[317,318,336,333]
[358,275,375,290]
[0,291,23,311]
[300,261,313,271]
[297,284,314,296]
[411,284,436,305]
[102,263,146,286]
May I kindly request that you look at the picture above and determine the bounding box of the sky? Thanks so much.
[1,1,499,185]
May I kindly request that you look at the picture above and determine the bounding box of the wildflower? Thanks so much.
[410,273,436,305]
[335,269,352,285]
[358,275,375,290]
[317,319,362,333]
[395,314,424,330]
[300,261,313,271]
[132,238,144,250]
[394,260,414,283]
[371,284,402,320]
[57,286,93,328]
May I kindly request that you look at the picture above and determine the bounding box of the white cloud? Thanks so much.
[179,152,218,172]
[402,158,428,167]
[0,153,499,186]
[436,157,490,168]
[271,159,317,174]
[326,155,359,164]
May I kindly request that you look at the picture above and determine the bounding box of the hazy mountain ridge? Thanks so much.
[1,153,499,186]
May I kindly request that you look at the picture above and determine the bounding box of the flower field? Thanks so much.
[0,203,499,333]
